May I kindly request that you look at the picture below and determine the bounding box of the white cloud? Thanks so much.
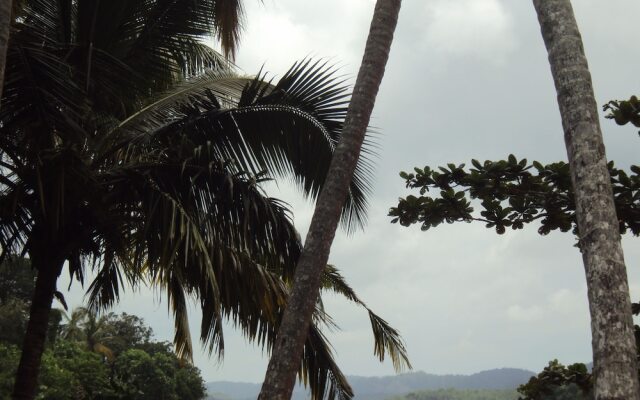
[419,0,517,65]
[235,0,374,77]
[507,304,544,322]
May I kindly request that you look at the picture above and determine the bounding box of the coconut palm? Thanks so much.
[59,307,89,343]
[259,1,406,398]
[1,1,405,399]
[60,307,114,361]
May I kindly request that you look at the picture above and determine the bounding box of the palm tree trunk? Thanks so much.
[0,0,12,105]
[532,1,640,398]
[258,1,402,399]
[12,256,64,400]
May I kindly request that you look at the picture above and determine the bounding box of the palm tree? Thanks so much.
[532,0,640,398]
[259,1,406,398]
[60,307,114,361]
[1,1,407,399]
[59,307,89,343]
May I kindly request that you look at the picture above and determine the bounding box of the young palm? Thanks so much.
[60,307,114,360]
[1,1,407,399]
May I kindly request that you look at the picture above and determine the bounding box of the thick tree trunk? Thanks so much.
[0,0,12,105]
[532,1,640,398]
[258,1,401,399]
[12,256,64,400]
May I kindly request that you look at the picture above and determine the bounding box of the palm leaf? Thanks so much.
[116,59,375,231]
[321,265,412,371]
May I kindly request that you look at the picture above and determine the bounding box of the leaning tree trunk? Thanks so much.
[12,255,64,400]
[532,1,640,398]
[258,1,402,399]
[0,0,12,106]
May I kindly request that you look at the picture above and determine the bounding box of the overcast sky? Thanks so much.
[62,0,640,384]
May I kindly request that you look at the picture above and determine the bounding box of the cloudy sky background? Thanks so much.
[61,0,640,384]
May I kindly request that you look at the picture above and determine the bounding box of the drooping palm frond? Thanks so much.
[80,148,351,398]
[211,0,245,59]
[302,324,354,400]
[321,265,412,372]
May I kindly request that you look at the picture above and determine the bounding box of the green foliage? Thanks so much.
[0,316,207,400]
[112,349,177,399]
[516,360,592,400]
[0,343,20,398]
[0,270,205,399]
[50,341,115,399]
[390,388,518,400]
[604,95,640,134]
[0,258,63,346]
[390,157,639,237]
[390,99,640,238]
[0,256,34,304]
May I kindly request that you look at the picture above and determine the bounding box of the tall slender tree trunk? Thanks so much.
[0,0,12,106]
[532,1,640,398]
[12,256,64,400]
[258,1,401,399]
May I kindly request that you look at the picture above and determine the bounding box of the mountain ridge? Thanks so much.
[206,367,535,400]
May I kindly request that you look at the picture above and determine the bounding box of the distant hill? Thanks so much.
[206,368,535,400]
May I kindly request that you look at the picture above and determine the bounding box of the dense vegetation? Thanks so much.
[389,388,518,400]
[0,258,206,400]
[516,360,591,400]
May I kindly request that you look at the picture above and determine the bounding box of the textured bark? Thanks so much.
[258,1,402,399]
[532,1,640,399]
[0,0,11,105]
[12,256,64,400]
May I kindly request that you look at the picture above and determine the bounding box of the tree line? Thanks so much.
[0,257,207,399]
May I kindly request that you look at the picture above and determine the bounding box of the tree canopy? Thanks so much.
[0,268,207,400]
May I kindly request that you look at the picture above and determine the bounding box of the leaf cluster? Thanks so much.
[390,156,639,236]
[516,360,592,400]
[604,95,640,134]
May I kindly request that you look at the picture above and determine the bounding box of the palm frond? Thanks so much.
[211,0,244,59]
[321,265,412,372]
[302,324,354,400]
[116,59,375,231]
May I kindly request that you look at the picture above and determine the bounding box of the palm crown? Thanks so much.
[1,1,408,399]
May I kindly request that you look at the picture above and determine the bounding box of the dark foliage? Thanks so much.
[390,98,639,239]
